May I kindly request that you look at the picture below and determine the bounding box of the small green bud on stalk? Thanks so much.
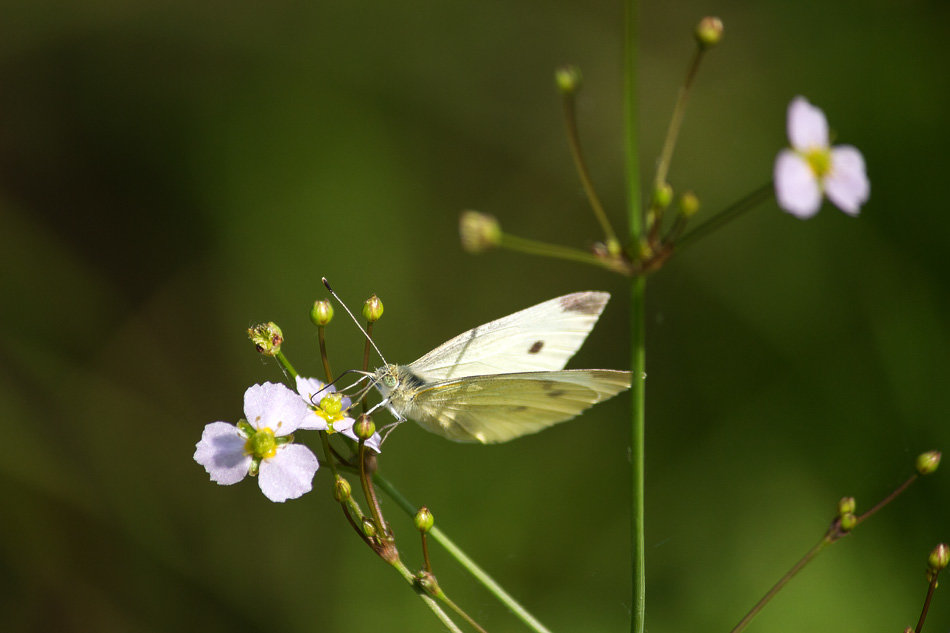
[695,17,724,49]
[362,295,384,323]
[414,506,435,533]
[247,322,283,356]
[653,183,673,210]
[361,517,377,538]
[837,496,856,516]
[310,300,334,326]
[334,476,352,502]
[928,543,949,572]
[555,65,582,94]
[916,450,941,475]
[838,512,857,532]
[355,414,376,441]
[679,191,700,218]
[459,210,501,253]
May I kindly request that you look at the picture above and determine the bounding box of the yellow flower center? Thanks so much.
[803,147,832,178]
[245,427,278,460]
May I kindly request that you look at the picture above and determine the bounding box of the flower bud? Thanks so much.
[355,414,376,441]
[929,543,949,572]
[652,183,673,210]
[679,191,700,218]
[695,17,724,49]
[916,450,941,475]
[362,295,384,323]
[837,496,856,516]
[414,506,435,533]
[333,476,352,502]
[247,322,283,356]
[310,299,334,326]
[555,65,582,94]
[838,512,857,532]
[361,517,377,538]
[459,210,501,253]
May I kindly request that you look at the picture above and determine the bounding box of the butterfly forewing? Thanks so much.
[407,292,610,382]
[405,369,631,443]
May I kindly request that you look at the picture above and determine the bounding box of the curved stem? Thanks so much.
[562,90,618,245]
[500,233,612,269]
[373,473,553,633]
[388,559,465,633]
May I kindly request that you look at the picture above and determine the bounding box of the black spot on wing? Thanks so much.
[547,389,567,398]
[528,340,544,354]
[560,293,606,315]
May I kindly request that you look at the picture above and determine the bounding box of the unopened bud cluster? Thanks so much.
[459,210,501,253]
[836,496,857,532]
[247,322,283,356]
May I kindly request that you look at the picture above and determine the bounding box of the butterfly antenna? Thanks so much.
[322,277,390,366]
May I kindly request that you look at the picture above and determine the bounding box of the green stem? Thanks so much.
[373,473,553,633]
[500,233,612,269]
[653,46,704,193]
[562,89,618,246]
[676,183,773,249]
[730,536,831,633]
[274,350,299,380]
[624,0,645,632]
[389,559,465,633]
[915,573,939,633]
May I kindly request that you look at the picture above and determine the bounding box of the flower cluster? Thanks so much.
[194,378,381,502]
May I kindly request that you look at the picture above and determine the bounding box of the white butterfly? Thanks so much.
[368,292,631,443]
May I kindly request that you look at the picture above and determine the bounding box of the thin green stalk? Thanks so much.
[624,0,646,632]
[653,46,704,193]
[373,473,553,633]
[676,183,773,249]
[500,233,610,268]
[915,574,939,633]
[562,88,618,246]
[389,559,465,633]
[730,536,831,633]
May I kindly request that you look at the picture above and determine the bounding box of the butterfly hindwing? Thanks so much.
[404,369,631,443]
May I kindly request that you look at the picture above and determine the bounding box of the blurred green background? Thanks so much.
[2,0,948,631]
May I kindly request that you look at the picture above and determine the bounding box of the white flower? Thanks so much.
[295,376,382,453]
[774,96,869,218]
[194,382,319,502]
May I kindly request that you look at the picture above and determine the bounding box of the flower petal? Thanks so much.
[825,145,869,216]
[774,150,822,218]
[244,382,311,436]
[258,444,320,502]
[295,376,331,430]
[787,96,829,150]
[194,422,252,485]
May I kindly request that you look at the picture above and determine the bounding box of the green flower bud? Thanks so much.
[679,191,700,218]
[247,322,283,356]
[929,543,949,572]
[837,496,856,516]
[459,210,501,253]
[695,16,724,49]
[361,517,377,538]
[414,506,435,533]
[362,295,384,323]
[333,476,352,502]
[554,65,582,94]
[310,299,334,326]
[355,414,376,441]
[839,512,857,532]
[916,450,941,475]
[652,183,673,210]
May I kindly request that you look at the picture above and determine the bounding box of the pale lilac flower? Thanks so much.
[774,96,869,218]
[295,376,382,453]
[194,382,319,502]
